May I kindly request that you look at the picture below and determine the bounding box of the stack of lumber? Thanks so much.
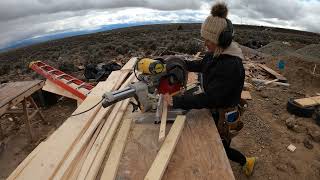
[8,58,137,180]
[8,57,235,180]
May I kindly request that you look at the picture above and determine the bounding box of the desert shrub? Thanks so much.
[0,64,11,75]
[177,25,183,30]
[184,41,202,54]
[115,43,130,55]
[59,61,76,73]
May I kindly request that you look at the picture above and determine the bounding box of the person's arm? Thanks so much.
[184,60,203,72]
[172,63,236,109]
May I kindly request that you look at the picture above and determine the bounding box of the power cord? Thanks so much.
[71,99,103,116]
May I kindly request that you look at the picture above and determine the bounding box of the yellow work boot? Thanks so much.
[242,157,256,176]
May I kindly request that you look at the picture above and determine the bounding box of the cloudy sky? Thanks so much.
[0,0,319,49]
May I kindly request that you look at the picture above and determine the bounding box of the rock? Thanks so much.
[303,138,314,149]
[77,65,85,70]
[287,144,296,152]
[260,92,268,98]
[276,164,287,172]
[285,116,296,129]
[292,125,306,133]
[308,129,320,142]
[273,101,280,106]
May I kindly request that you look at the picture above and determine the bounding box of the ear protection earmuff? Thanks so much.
[218,19,234,49]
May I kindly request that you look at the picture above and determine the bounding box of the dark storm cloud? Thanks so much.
[0,0,202,21]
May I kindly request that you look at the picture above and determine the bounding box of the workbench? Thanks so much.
[0,80,46,141]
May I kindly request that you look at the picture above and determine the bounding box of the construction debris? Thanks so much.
[287,144,296,152]
[84,62,122,82]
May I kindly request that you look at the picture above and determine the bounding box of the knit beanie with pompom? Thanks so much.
[201,2,228,45]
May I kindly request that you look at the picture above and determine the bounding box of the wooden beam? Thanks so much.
[258,64,287,82]
[158,100,168,143]
[264,79,279,85]
[294,96,320,107]
[121,57,138,70]
[83,98,131,180]
[252,78,290,87]
[74,74,136,180]
[42,80,82,102]
[22,98,34,141]
[52,73,134,180]
[14,72,128,180]
[63,119,106,180]
[144,115,186,180]
[100,118,132,180]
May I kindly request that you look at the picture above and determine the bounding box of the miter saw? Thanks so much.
[101,57,193,121]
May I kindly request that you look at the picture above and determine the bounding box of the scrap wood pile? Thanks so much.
[7,57,188,180]
[242,54,289,88]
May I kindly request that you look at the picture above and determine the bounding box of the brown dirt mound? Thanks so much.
[295,44,320,60]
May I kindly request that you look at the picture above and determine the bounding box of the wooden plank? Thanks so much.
[241,91,252,100]
[117,109,235,180]
[42,80,82,102]
[264,79,279,85]
[62,119,106,180]
[121,57,138,70]
[100,118,133,180]
[158,100,168,143]
[14,71,126,180]
[0,80,43,108]
[0,81,44,116]
[75,74,135,180]
[294,96,320,107]
[144,115,186,180]
[84,98,131,180]
[251,78,290,87]
[7,142,45,180]
[52,73,133,180]
[258,64,287,82]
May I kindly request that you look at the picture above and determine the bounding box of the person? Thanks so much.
[163,2,256,176]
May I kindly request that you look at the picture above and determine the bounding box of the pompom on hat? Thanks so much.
[201,2,229,45]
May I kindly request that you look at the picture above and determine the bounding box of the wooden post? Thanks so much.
[22,98,34,141]
[158,100,168,143]
[145,115,186,180]
[27,97,47,124]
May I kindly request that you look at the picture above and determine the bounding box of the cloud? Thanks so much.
[0,7,208,48]
[0,0,203,21]
[0,0,319,49]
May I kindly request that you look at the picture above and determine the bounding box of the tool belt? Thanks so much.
[211,100,247,144]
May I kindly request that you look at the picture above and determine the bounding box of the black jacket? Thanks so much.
[172,53,245,109]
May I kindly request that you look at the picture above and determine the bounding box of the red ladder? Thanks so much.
[29,61,94,100]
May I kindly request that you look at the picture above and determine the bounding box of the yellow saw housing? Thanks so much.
[137,58,165,74]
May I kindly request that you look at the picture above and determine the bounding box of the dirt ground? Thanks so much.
[0,99,77,179]
[0,24,320,179]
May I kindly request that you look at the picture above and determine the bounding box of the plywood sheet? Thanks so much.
[117,109,235,180]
